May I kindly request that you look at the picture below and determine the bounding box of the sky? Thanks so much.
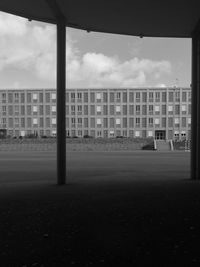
[0,11,191,89]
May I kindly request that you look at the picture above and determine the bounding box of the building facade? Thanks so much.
[0,87,191,140]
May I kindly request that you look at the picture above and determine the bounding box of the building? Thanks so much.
[0,87,191,140]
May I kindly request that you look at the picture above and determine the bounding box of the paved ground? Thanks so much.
[1,151,200,266]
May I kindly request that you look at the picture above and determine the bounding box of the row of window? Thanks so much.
[68,91,191,103]
[0,90,191,103]
[1,104,191,116]
[1,117,191,129]
[0,92,56,103]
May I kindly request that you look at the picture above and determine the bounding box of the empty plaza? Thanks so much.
[1,150,200,266]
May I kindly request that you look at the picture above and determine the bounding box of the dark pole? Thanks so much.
[191,36,197,179]
[196,35,200,180]
[57,16,66,184]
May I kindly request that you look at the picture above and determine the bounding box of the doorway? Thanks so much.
[155,130,166,140]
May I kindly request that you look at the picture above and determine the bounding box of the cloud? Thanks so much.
[0,12,172,88]
[68,54,171,87]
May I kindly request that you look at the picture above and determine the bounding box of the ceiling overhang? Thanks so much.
[0,0,200,38]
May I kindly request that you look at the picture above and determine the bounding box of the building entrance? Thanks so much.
[155,130,166,140]
[0,129,6,138]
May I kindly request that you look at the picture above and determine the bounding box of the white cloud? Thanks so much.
[0,12,172,88]
[68,54,171,87]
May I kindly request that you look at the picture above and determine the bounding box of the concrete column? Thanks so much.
[57,17,66,184]
[191,34,200,179]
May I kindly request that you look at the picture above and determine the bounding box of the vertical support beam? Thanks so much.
[57,17,66,184]
[191,34,200,179]
[191,36,197,179]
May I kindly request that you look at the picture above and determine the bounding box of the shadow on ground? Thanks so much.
[1,151,200,266]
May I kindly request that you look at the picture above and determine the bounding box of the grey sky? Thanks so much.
[0,12,191,89]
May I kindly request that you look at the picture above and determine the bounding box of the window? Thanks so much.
[168,105,173,112]
[116,118,121,125]
[78,118,82,125]
[162,92,166,102]
[188,92,191,101]
[97,118,102,125]
[97,106,101,113]
[96,93,101,100]
[174,118,180,127]
[91,105,95,115]
[136,105,140,115]
[155,92,160,102]
[8,93,13,103]
[71,118,75,125]
[77,105,82,114]
[136,118,140,127]
[103,92,108,102]
[148,131,153,137]
[188,118,191,125]
[162,105,166,115]
[2,106,6,115]
[168,92,173,102]
[149,118,153,127]
[52,118,56,125]
[33,106,38,113]
[103,118,108,128]
[116,92,121,101]
[78,130,82,137]
[84,92,88,103]
[149,92,153,102]
[90,92,95,102]
[129,92,134,102]
[162,118,166,127]
[129,118,134,127]
[77,93,82,102]
[182,117,186,127]
[142,92,147,102]
[84,106,88,115]
[15,118,19,126]
[39,93,43,103]
[110,92,114,102]
[2,93,6,102]
[155,105,160,113]
[175,91,180,101]
[149,105,153,115]
[116,106,121,113]
[52,106,56,112]
[14,93,19,102]
[45,93,50,103]
[188,104,191,114]
[181,105,186,113]
[155,118,160,125]
[123,92,127,102]
[135,131,140,137]
[175,105,180,115]
[14,105,19,114]
[33,93,38,100]
[51,93,56,100]
[33,118,38,125]
[71,93,75,102]
[71,105,75,115]
[142,105,147,115]
[142,118,147,127]
[136,92,140,102]
[20,118,25,128]
[182,92,187,102]
[168,117,173,127]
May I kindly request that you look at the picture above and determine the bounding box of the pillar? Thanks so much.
[57,17,66,184]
